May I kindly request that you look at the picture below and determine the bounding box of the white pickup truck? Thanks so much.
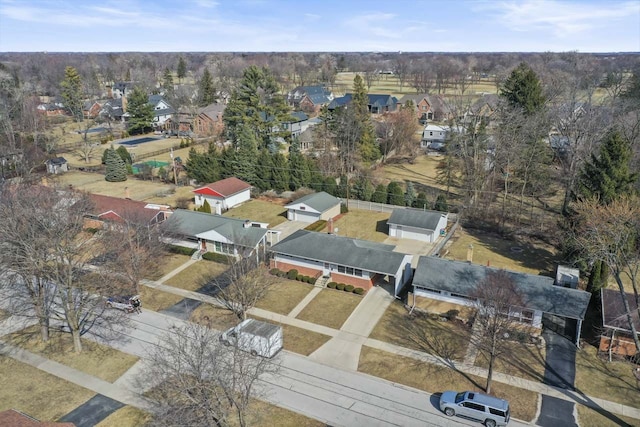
[220,319,283,358]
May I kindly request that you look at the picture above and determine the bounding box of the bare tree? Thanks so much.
[570,196,640,355]
[141,322,278,427]
[377,106,420,160]
[471,270,526,394]
[75,117,98,163]
[212,259,277,321]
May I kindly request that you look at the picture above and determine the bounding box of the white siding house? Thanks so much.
[285,191,341,223]
[193,177,252,214]
[387,209,448,243]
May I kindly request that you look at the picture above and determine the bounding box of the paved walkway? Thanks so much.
[287,286,322,318]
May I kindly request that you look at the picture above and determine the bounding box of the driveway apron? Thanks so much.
[59,394,124,427]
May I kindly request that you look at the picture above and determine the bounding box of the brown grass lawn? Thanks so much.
[231,399,325,427]
[5,326,139,383]
[358,347,538,422]
[323,209,390,242]
[574,343,640,408]
[369,301,471,362]
[474,342,547,383]
[138,287,184,312]
[375,154,458,196]
[576,404,639,427]
[445,227,559,275]
[296,289,362,330]
[250,316,331,356]
[0,356,95,422]
[190,303,242,332]
[255,279,314,315]
[164,260,228,291]
[147,253,192,281]
[223,199,288,227]
[96,406,151,427]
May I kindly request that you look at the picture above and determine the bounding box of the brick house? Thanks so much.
[193,103,226,137]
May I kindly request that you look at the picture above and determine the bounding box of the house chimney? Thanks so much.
[328,217,334,234]
[121,95,127,113]
[466,244,473,263]
[243,220,251,228]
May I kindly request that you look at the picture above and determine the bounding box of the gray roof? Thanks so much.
[285,191,340,213]
[388,209,447,231]
[46,157,67,165]
[164,209,267,248]
[270,230,408,275]
[413,256,591,320]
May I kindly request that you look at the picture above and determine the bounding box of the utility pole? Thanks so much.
[170,147,178,185]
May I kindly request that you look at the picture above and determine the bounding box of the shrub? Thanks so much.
[344,285,354,292]
[327,282,337,289]
[305,220,327,232]
[308,277,317,285]
[167,245,196,256]
[336,283,345,291]
[444,309,459,321]
[340,203,349,214]
[296,274,303,281]
[269,268,281,276]
[201,252,232,264]
[287,269,299,280]
[353,287,365,295]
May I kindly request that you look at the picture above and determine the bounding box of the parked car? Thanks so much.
[439,390,510,427]
[105,295,141,313]
[220,319,283,358]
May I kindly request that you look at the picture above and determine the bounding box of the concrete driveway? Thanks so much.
[270,220,308,243]
[384,236,436,266]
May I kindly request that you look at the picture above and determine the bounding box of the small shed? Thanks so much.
[45,157,68,174]
[193,177,251,214]
[285,191,341,223]
[387,209,448,243]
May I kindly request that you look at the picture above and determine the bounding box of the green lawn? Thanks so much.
[223,199,288,227]
[358,346,538,422]
[296,289,362,330]
[369,301,471,362]
[326,210,390,242]
[255,279,314,315]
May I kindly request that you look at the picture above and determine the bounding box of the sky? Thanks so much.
[0,0,639,52]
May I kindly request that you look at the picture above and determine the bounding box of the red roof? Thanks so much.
[89,194,169,223]
[193,177,251,198]
[0,410,75,427]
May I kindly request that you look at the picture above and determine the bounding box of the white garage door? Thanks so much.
[295,210,320,223]
[401,229,432,242]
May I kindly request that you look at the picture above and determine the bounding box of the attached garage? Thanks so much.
[285,191,341,224]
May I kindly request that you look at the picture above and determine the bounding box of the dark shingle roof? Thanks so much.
[601,288,640,333]
[285,191,340,213]
[270,230,408,275]
[164,210,267,248]
[388,209,447,231]
[413,257,591,320]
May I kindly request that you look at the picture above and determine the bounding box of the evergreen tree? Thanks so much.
[415,192,429,209]
[185,146,220,183]
[576,130,637,205]
[271,153,290,192]
[104,148,127,182]
[218,146,235,178]
[500,62,545,115]
[127,87,154,135]
[371,184,387,203]
[255,149,274,191]
[116,145,132,164]
[288,138,310,190]
[307,159,324,192]
[337,175,350,198]
[387,182,405,206]
[352,75,380,162]
[404,181,417,207]
[323,177,338,196]
[177,56,187,83]
[353,175,374,201]
[198,68,216,107]
[434,194,448,212]
[234,124,258,185]
[162,67,174,96]
[198,199,212,213]
[60,66,84,121]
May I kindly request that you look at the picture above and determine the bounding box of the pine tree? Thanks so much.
[577,130,637,205]
[177,56,187,83]
[198,68,216,107]
[271,153,289,192]
[404,182,417,207]
[387,182,405,206]
[104,148,127,182]
[371,184,387,203]
[255,149,274,191]
[116,145,132,164]
[434,194,448,212]
[60,66,84,121]
[308,159,324,192]
[162,67,174,96]
[288,138,310,190]
[234,124,258,185]
[185,146,220,183]
[199,199,212,213]
[353,176,374,201]
[323,177,338,196]
[127,87,154,135]
[352,75,380,162]
[415,192,429,209]
[500,62,545,116]
[337,175,350,198]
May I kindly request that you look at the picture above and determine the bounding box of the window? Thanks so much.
[300,206,306,211]
[463,402,485,412]
[354,269,363,277]
[489,408,506,417]
[429,131,433,136]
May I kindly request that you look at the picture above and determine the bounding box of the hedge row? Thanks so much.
[327,282,365,295]
[304,220,327,232]
[168,245,197,256]
[201,252,233,264]
[269,268,317,285]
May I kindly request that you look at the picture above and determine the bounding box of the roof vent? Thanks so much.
[243,220,251,228]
